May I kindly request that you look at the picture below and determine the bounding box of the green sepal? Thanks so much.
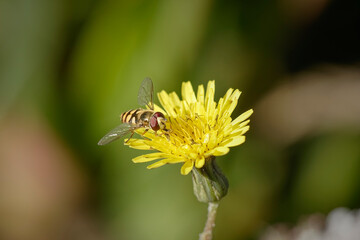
[191,156,229,203]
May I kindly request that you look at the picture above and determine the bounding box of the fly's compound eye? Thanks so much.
[150,112,165,131]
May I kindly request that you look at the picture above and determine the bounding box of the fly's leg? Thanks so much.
[157,129,171,141]
[141,129,149,137]
[125,131,135,143]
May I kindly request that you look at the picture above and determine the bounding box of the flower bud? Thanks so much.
[191,156,229,203]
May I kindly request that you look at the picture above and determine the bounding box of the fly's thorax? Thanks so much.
[138,110,154,123]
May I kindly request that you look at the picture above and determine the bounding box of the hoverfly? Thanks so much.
[98,77,168,145]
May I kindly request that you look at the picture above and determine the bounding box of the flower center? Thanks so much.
[169,117,224,158]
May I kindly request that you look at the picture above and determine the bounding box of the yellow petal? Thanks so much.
[195,157,205,168]
[166,158,186,164]
[189,152,198,160]
[182,82,197,104]
[126,139,152,150]
[230,125,250,135]
[158,91,177,117]
[169,92,181,109]
[232,109,253,125]
[218,88,235,116]
[205,80,215,112]
[202,133,210,144]
[238,119,250,128]
[207,131,218,149]
[197,84,205,106]
[132,152,167,163]
[222,136,245,148]
[153,104,167,115]
[195,101,205,115]
[181,100,190,114]
[147,160,167,169]
[181,160,194,175]
[225,89,241,116]
[223,88,234,104]
[207,146,229,156]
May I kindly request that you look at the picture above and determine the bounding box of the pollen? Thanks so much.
[125,80,253,175]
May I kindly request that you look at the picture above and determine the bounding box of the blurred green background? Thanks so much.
[1,0,360,239]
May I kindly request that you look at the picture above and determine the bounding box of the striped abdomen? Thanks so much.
[120,109,154,126]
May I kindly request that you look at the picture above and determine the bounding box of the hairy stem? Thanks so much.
[199,202,219,240]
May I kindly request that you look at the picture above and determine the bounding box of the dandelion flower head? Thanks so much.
[126,80,253,175]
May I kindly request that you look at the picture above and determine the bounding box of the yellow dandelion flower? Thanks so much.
[125,80,253,175]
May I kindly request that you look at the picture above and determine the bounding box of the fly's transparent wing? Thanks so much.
[98,123,135,145]
[137,77,154,110]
